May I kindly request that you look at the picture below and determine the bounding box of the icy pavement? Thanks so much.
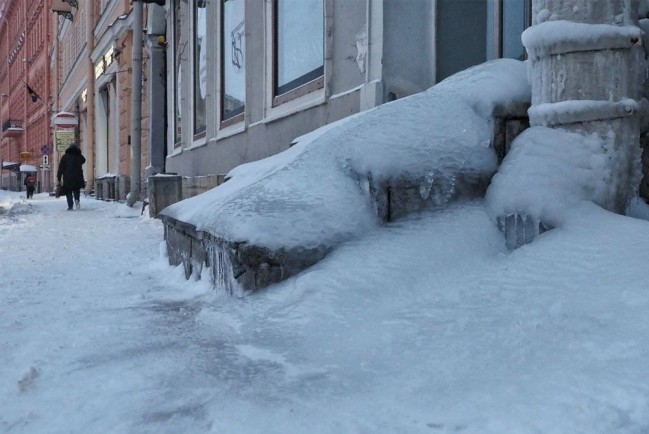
[1,193,649,433]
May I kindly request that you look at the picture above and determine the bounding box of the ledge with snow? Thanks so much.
[160,59,531,294]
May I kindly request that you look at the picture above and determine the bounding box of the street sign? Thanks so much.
[52,111,78,129]
[55,130,75,152]
[41,145,49,155]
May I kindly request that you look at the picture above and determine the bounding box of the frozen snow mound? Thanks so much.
[164,59,529,250]
[0,190,27,215]
[485,126,613,248]
[161,59,530,291]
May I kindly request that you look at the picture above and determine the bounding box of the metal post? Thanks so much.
[127,0,143,206]
[85,0,96,194]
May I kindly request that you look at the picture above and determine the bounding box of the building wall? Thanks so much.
[163,0,529,191]
[53,0,89,190]
[0,0,53,192]
[164,0,376,180]
[89,0,151,200]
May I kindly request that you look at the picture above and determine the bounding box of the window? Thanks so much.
[273,0,324,106]
[502,0,528,60]
[193,0,207,138]
[221,0,245,126]
[436,0,530,82]
[173,0,184,148]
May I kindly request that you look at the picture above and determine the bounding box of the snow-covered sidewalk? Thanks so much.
[2,192,649,433]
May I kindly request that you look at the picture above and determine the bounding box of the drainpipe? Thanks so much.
[525,0,645,212]
[127,0,143,207]
[86,0,96,194]
[502,0,646,249]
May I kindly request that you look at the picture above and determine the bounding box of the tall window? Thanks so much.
[173,1,184,147]
[221,0,245,125]
[193,0,207,138]
[273,0,324,106]
[502,0,528,60]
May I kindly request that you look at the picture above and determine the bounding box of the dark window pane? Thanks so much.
[503,0,526,60]
[436,0,487,82]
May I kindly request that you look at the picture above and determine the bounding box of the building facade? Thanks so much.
[54,0,153,201]
[162,0,531,196]
[4,0,531,203]
[0,0,53,193]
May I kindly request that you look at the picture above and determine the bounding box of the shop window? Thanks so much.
[273,0,324,106]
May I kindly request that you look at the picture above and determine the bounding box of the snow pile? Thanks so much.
[0,189,25,214]
[162,59,530,250]
[486,126,611,228]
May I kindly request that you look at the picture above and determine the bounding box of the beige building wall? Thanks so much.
[53,2,89,183]
[90,1,150,200]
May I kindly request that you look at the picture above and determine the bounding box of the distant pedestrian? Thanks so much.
[57,144,86,211]
[24,174,36,199]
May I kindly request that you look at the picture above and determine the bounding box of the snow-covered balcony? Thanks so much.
[160,59,531,294]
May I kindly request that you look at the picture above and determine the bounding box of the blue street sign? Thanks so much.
[41,145,49,155]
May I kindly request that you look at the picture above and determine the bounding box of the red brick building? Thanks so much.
[0,0,53,192]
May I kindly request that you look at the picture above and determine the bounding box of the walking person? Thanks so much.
[24,173,36,199]
[57,143,86,211]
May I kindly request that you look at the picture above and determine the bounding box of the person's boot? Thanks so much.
[75,200,80,210]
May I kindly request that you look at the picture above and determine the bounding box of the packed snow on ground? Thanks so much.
[1,192,649,433]
[161,58,530,250]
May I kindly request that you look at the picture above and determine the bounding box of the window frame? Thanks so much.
[271,0,325,108]
[220,0,245,128]
[192,0,208,142]
[171,0,184,150]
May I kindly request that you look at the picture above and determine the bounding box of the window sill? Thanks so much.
[262,87,325,126]
[217,119,246,140]
[188,131,207,150]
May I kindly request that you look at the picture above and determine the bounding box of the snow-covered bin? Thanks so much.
[160,59,531,293]
[148,174,182,218]
[95,174,130,201]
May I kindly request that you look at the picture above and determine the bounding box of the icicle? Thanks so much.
[418,171,435,200]
[205,240,243,296]
[501,213,541,250]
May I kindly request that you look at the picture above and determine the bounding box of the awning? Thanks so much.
[2,161,20,171]
[20,164,38,172]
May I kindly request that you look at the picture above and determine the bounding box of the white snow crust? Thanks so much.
[2,193,649,433]
[523,21,642,57]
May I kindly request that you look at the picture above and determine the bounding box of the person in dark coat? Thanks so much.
[24,174,36,199]
[57,143,86,210]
